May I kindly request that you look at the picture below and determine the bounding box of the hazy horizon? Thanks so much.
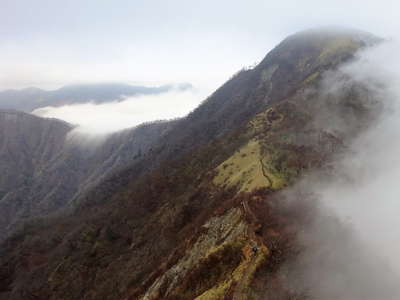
[2,0,400,94]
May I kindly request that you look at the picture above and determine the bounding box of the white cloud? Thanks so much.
[32,89,204,134]
[282,40,400,299]
[319,40,400,265]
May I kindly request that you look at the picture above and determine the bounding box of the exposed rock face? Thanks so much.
[0,29,394,300]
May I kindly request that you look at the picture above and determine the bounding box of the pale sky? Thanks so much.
[2,0,400,93]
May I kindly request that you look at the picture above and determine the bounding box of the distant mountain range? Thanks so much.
[0,82,192,112]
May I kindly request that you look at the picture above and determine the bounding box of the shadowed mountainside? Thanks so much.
[0,110,176,240]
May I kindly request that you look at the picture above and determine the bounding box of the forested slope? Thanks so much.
[1,29,394,300]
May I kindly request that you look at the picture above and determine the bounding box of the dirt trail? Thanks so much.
[241,200,262,244]
[232,200,264,300]
[232,253,258,300]
[259,158,273,188]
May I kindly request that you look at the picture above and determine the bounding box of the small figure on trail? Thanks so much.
[252,245,258,256]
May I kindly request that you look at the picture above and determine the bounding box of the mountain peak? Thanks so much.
[260,27,379,69]
[246,27,380,106]
[287,27,379,43]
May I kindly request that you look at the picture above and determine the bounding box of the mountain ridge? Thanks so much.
[0,28,394,300]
